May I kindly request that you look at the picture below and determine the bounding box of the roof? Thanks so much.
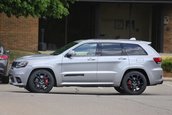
[76,38,151,44]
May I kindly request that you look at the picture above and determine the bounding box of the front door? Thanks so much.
[61,43,98,84]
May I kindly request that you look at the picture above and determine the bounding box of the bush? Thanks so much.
[162,58,172,72]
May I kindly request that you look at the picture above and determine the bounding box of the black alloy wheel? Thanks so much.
[122,71,147,95]
[28,69,54,93]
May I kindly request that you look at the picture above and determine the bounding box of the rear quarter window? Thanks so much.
[123,43,147,55]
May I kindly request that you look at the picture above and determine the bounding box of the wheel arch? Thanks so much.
[121,68,150,86]
[27,68,57,87]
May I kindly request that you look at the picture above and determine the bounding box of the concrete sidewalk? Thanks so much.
[160,53,172,57]
[164,77,172,81]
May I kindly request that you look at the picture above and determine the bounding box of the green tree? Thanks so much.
[0,0,75,18]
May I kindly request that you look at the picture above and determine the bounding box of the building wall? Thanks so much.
[98,3,152,41]
[0,13,38,51]
[163,5,172,53]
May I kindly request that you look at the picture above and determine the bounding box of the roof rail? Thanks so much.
[130,37,136,40]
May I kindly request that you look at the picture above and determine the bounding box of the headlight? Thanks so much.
[15,61,28,68]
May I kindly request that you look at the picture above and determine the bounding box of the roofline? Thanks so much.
[76,39,152,45]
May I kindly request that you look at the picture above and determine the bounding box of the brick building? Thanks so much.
[0,0,172,52]
[0,13,38,51]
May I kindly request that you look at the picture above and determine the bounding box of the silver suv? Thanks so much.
[9,39,163,95]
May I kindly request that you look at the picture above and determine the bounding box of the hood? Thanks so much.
[17,54,56,61]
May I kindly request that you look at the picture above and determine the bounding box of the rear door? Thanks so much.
[97,43,129,84]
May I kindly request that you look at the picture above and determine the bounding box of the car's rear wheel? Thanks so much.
[122,71,147,95]
[114,87,126,94]
[28,69,54,93]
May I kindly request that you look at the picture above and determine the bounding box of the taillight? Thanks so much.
[153,57,162,64]
[0,55,9,60]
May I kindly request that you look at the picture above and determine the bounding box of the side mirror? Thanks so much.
[65,50,75,58]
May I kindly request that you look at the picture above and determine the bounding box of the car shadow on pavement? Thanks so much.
[48,92,166,96]
[8,90,165,96]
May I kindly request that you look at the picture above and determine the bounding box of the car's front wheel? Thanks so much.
[122,71,147,95]
[27,69,54,93]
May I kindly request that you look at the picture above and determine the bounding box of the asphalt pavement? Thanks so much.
[0,80,172,115]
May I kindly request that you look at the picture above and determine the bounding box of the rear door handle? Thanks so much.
[88,58,96,61]
[118,57,127,60]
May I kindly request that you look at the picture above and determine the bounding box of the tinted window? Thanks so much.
[73,43,97,56]
[123,44,147,55]
[52,41,78,55]
[101,43,122,56]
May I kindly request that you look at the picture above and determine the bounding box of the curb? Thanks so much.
[163,77,172,81]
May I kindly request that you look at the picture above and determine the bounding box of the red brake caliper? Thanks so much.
[44,77,49,86]
[127,80,132,89]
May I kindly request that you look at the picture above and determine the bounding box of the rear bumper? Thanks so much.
[0,61,7,76]
[152,77,163,85]
[149,68,164,86]
[142,59,164,86]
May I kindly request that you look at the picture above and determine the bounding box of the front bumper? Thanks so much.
[9,66,32,87]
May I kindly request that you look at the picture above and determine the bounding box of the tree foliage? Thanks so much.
[0,0,75,18]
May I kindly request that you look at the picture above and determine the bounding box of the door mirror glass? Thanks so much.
[66,50,76,58]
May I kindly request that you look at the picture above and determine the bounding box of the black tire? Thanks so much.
[114,87,126,94]
[24,85,33,92]
[28,69,54,93]
[122,71,147,95]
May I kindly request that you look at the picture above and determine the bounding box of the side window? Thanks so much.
[101,43,123,56]
[73,43,97,56]
[123,43,147,55]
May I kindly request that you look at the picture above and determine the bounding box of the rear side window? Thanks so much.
[100,43,123,56]
[123,43,147,55]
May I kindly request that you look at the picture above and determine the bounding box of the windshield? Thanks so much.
[51,41,78,55]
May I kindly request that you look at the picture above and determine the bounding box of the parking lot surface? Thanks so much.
[0,81,172,115]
